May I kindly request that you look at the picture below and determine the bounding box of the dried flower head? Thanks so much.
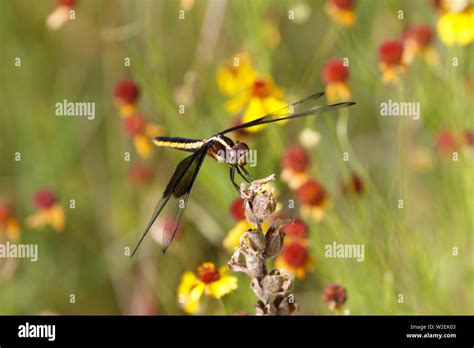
[240,174,277,225]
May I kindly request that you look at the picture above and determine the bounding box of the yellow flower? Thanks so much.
[325,0,356,27]
[27,205,65,232]
[437,5,474,46]
[177,262,238,314]
[226,75,287,133]
[216,53,257,96]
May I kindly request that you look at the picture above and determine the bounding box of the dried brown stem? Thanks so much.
[228,174,299,315]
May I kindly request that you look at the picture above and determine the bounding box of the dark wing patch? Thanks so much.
[131,144,210,257]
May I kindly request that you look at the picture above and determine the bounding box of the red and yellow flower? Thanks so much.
[282,218,309,240]
[436,128,474,155]
[46,0,77,30]
[281,145,310,190]
[114,79,140,118]
[325,0,356,26]
[276,240,312,278]
[26,189,65,232]
[297,178,329,221]
[122,113,164,158]
[378,40,405,84]
[402,24,438,65]
[177,262,238,314]
[0,205,20,241]
[322,59,351,103]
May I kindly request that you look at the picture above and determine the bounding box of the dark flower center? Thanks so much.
[198,264,220,284]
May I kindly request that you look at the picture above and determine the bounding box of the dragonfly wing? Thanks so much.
[219,92,355,135]
[218,92,326,135]
[131,144,210,257]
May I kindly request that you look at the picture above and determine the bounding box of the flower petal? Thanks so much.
[206,275,238,299]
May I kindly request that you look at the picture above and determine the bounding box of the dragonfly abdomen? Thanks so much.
[153,137,206,152]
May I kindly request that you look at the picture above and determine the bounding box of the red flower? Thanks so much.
[281,242,309,267]
[297,179,326,206]
[123,114,146,136]
[129,164,153,185]
[114,79,140,105]
[378,40,404,65]
[342,173,363,195]
[436,129,458,154]
[34,189,57,210]
[282,219,309,239]
[229,198,245,221]
[282,146,309,172]
[323,59,349,83]
[0,205,12,225]
[330,0,354,10]
[404,24,434,47]
[58,0,77,7]
[463,130,473,147]
[322,284,347,309]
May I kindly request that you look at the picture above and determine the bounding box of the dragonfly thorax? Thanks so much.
[209,135,249,165]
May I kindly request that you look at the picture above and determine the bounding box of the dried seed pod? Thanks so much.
[244,253,265,278]
[240,229,266,255]
[250,191,277,223]
[273,294,299,315]
[240,175,277,225]
[265,223,286,258]
[261,274,284,295]
[251,278,269,303]
[261,268,293,295]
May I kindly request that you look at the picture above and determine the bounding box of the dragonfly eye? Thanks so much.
[233,142,250,165]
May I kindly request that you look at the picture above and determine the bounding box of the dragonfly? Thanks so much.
[131,92,355,257]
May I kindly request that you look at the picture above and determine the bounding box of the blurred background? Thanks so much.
[0,0,473,315]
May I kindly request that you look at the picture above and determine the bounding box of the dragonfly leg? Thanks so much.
[235,165,250,183]
[229,166,240,192]
[238,165,255,182]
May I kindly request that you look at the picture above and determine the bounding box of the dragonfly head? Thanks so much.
[228,142,250,165]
